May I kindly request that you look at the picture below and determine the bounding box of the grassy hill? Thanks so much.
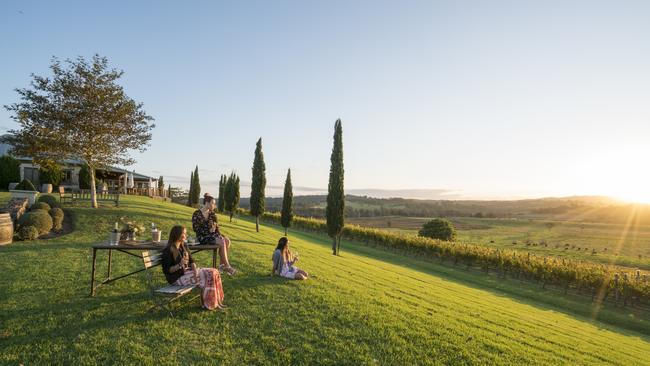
[1,194,649,365]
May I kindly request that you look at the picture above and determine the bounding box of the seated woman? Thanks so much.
[272,237,308,280]
[161,225,226,310]
[192,193,236,275]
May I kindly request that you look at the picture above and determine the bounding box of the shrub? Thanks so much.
[18,225,39,240]
[31,202,51,211]
[15,179,37,191]
[0,155,21,190]
[79,164,91,189]
[418,218,456,241]
[38,195,61,208]
[18,210,53,235]
[49,208,64,231]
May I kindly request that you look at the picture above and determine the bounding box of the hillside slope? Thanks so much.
[0,195,648,365]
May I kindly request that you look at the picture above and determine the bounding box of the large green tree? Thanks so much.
[280,168,294,236]
[4,55,154,208]
[0,155,21,190]
[187,170,194,207]
[326,119,344,255]
[249,137,266,232]
[217,174,226,213]
[192,165,201,205]
[224,172,240,222]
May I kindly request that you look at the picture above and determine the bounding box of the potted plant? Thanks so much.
[10,179,40,205]
[119,217,144,241]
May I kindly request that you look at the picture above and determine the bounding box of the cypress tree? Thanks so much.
[326,119,344,255]
[187,170,194,206]
[280,169,294,236]
[249,137,266,232]
[192,165,201,205]
[225,172,240,222]
[167,184,171,198]
[217,174,226,213]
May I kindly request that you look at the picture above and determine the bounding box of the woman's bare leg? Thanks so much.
[218,242,230,267]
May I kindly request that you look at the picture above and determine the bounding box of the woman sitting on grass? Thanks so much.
[192,193,236,275]
[272,237,308,280]
[162,225,226,310]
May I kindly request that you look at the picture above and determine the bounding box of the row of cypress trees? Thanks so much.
[185,119,344,255]
[187,165,200,206]
[244,120,344,256]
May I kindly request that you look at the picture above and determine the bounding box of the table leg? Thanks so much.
[213,249,217,269]
[90,248,97,297]
[107,249,113,279]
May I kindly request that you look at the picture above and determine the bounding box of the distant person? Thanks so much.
[192,193,236,275]
[272,237,308,280]
[161,225,226,310]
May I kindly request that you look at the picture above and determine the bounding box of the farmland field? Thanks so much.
[1,194,650,364]
[347,215,650,271]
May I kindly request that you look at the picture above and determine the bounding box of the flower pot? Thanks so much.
[41,184,53,193]
[10,190,39,206]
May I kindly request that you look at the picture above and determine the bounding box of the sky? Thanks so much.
[1,1,649,201]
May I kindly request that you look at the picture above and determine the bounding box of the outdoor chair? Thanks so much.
[141,250,200,317]
[58,186,74,205]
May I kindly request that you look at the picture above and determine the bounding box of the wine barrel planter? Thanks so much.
[0,213,13,245]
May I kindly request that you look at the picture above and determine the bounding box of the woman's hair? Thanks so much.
[276,237,289,253]
[167,225,185,247]
[203,193,215,205]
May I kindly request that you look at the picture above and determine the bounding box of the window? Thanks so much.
[23,167,39,186]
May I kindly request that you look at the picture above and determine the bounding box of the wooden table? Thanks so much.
[89,242,219,296]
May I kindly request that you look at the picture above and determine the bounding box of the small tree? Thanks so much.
[158,175,164,196]
[78,164,91,189]
[0,155,20,190]
[192,165,201,205]
[167,184,171,198]
[250,137,266,232]
[281,169,294,236]
[418,218,456,241]
[39,161,64,187]
[326,119,344,255]
[187,170,194,206]
[217,174,226,213]
[224,172,240,222]
[5,55,154,208]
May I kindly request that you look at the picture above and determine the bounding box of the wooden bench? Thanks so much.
[141,250,199,317]
[59,187,120,206]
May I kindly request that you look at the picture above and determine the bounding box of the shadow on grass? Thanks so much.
[247,217,650,339]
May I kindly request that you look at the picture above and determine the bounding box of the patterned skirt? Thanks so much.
[175,268,224,310]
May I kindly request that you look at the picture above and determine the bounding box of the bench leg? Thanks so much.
[90,248,97,296]
[107,249,112,279]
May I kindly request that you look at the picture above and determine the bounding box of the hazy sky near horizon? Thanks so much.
[1,1,649,201]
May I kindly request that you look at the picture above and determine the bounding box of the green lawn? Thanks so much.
[348,215,650,270]
[1,195,650,365]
